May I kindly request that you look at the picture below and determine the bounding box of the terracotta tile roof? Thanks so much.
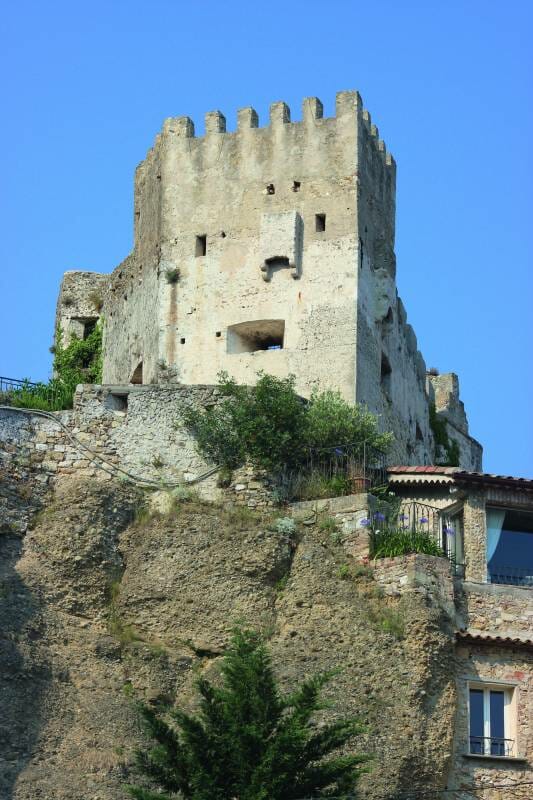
[388,466,533,491]
[456,631,533,650]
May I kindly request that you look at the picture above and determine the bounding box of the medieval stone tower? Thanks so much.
[56,91,482,468]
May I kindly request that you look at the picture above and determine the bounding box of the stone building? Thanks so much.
[387,466,533,797]
[55,91,481,469]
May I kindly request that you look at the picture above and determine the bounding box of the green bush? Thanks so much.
[306,390,393,453]
[371,528,445,559]
[8,324,103,411]
[182,372,393,477]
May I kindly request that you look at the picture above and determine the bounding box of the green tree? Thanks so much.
[182,372,308,472]
[305,390,393,454]
[126,629,369,800]
[182,372,392,475]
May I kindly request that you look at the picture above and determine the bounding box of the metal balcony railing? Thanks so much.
[469,736,515,757]
[488,566,533,588]
[277,442,387,502]
[0,376,40,393]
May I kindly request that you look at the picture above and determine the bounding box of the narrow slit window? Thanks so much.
[315,213,326,232]
[195,235,207,257]
[380,352,392,397]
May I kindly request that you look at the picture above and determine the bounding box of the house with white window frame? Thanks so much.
[386,466,533,798]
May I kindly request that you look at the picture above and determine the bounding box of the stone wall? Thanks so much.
[0,385,225,509]
[457,582,533,638]
[55,270,107,345]
[451,641,533,799]
[373,553,456,619]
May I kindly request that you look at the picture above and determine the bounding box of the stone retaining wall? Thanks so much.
[0,384,280,531]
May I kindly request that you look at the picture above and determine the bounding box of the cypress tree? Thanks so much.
[126,628,369,800]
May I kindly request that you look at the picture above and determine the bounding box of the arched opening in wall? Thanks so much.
[227,320,285,354]
[130,362,143,385]
[380,352,392,398]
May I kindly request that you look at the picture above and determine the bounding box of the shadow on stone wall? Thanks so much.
[0,534,49,799]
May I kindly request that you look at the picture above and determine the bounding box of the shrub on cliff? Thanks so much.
[7,324,102,411]
[182,371,392,473]
[126,628,368,800]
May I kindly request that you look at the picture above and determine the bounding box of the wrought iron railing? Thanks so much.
[277,442,387,502]
[0,375,71,411]
[469,736,515,757]
[488,566,533,588]
[0,376,40,393]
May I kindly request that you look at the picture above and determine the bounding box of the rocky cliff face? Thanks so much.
[1,478,457,800]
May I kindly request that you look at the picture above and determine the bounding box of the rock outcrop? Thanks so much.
[1,478,457,799]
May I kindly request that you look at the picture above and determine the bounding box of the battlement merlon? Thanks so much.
[132,91,397,247]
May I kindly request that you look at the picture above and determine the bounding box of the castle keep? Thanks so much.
[56,91,481,469]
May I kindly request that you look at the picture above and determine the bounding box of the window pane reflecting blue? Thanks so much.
[490,691,505,755]
[469,689,484,753]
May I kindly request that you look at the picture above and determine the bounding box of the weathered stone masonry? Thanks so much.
[55,91,482,470]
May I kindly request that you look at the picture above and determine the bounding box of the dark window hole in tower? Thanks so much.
[195,235,207,257]
[380,352,392,397]
[266,183,275,195]
[130,362,143,385]
[315,213,326,232]
[292,181,301,192]
[180,337,186,345]
[83,319,97,340]
[216,331,221,338]
[220,231,226,238]
[227,320,285,354]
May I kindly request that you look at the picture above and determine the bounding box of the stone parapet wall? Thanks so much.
[0,385,226,517]
[373,553,456,619]
[456,581,533,638]
[290,492,373,561]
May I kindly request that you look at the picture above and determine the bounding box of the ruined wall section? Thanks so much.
[353,112,433,464]
[427,373,483,471]
[55,271,107,345]
[101,138,164,385]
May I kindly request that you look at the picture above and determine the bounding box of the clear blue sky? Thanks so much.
[1,1,531,476]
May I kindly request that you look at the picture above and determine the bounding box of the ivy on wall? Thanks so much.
[429,403,460,467]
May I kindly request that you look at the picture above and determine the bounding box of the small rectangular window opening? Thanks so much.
[266,183,275,195]
[195,235,207,257]
[180,337,186,344]
[216,331,221,338]
[292,181,301,192]
[315,213,326,232]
